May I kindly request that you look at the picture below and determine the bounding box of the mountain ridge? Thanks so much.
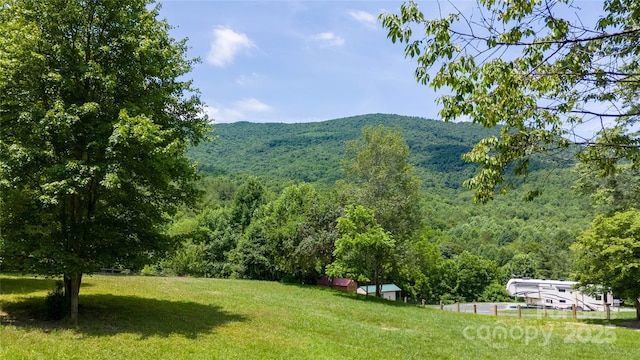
[189,113,505,189]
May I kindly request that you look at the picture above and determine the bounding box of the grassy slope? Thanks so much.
[1,275,638,359]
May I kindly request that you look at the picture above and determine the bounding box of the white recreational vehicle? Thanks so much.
[506,278,614,311]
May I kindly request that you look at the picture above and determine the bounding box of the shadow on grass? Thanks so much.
[1,276,58,295]
[1,294,247,339]
[0,276,94,295]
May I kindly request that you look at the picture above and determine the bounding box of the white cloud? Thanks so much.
[348,10,377,28]
[207,26,255,67]
[311,32,345,48]
[235,98,272,113]
[204,98,272,123]
[235,72,264,87]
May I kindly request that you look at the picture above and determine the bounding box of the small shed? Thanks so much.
[317,276,358,292]
[357,284,402,301]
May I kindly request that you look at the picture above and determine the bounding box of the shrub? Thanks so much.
[478,282,512,302]
[439,293,464,305]
[45,280,69,320]
[161,239,210,277]
[140,264,163,276]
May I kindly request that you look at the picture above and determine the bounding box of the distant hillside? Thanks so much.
[188,114,594,279]
[188,113,570,191]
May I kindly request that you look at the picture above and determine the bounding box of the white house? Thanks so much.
[357,284,402,301]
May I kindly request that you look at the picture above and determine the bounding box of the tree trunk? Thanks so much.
[374,268,382,297]
[635,297,640,321]
[64,272,83,325]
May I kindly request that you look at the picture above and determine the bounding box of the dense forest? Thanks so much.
[190,114,501,190]
[145,114,595,303]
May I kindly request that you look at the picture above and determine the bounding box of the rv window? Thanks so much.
[545,299,553,303]
[559,300,566,303]
[595,295,602,301]
[558,289,566,293]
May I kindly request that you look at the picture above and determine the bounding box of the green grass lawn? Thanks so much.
[1,274,640,359]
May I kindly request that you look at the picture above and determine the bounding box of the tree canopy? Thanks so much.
[327,205,395,297]
[572,210,640,319]
[341,125,423,241]
[0,0,208,323]
[381,0,640,202]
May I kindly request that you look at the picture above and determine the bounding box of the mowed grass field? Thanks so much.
[1,275,640,359]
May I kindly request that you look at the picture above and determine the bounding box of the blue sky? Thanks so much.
[157,1,611,141]
[158,1,449,124]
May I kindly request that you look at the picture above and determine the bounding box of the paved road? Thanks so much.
[441,302,522,315]
[439,302,635,319]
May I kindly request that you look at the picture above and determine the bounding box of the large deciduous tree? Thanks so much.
[0,0,208,323]
[327,205,395,297]
[260,184,341,283]
[341,125,422,242]
[572,210,640,320]
[381,0,640,203]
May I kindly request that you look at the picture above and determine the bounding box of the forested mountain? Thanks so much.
[188,113,593,248]
[184,114,594,290]
[189,114,503,190]
[190,114,575,193]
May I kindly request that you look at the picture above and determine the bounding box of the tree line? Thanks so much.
[149,125,586,305]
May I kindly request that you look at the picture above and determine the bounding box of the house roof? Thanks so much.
[358,284,401,294]
[332,278,354,287]
[317,276,355,287]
